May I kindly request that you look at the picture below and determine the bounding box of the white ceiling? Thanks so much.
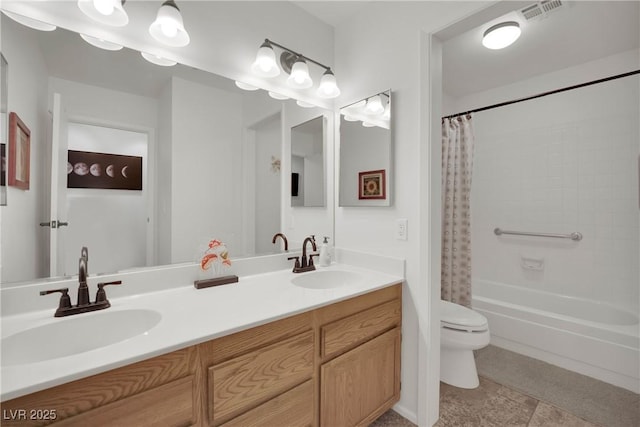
[441,1,640,98]
[291,1,371,27]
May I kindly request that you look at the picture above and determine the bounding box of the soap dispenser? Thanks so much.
[319,236,332,267]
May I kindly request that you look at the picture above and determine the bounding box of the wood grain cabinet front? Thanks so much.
[0,283,402,427]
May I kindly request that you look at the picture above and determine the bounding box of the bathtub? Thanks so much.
[472,279,640,393]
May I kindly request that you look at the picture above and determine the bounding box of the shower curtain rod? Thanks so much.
[442,69,640,120]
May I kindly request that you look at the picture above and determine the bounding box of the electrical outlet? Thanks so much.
[396,218,408,240]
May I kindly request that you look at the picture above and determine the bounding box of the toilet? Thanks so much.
[440,299,490,389]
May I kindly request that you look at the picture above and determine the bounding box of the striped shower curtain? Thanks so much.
[441,115,474,307]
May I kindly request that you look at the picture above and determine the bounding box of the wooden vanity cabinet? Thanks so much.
[1,283,402,427]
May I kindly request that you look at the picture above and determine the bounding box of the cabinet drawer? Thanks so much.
[53,376,196,427]
[321,299,401,359]
[1,347,197,427]
[209,330,314,426]
[220,380,313,427]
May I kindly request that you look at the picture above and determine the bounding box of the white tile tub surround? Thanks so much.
[467,52,640,313]
[0,249,405,401]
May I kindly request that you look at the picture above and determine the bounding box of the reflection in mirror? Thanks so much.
[339,90,392,207]
[291,116,326,207]
[0,14,332,286]
[0,54,7,206]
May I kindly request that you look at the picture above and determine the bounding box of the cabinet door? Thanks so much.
[320,327,400,427]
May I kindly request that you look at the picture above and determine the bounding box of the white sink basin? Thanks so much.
[291,270,363,289]
[1,309,161,366]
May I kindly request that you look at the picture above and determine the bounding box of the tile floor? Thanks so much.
[371,377,602,426]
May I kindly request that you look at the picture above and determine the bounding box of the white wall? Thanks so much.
[339,120,391,206]
[47,77,158,271]
[65,123,148,276]
[0,17,50,283]
[333,2,491,425]
[253,115,282,254]
[170,77,244,262]
[449,50,640,312]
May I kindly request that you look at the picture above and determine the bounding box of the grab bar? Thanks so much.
[494,228,583,241]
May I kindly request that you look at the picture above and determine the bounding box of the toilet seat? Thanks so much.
[440,300,488,332]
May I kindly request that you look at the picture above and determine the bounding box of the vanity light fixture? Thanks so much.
[251,40,280,77]
[251,38,341,99]
[2,10,57,31]
[482,21,521,50]
[80,34,123,51]
[149,0,190,47]
[77,0,129,27]
[364,95,384,114]
[140,51,177,67]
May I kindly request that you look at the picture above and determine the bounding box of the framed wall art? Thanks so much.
[67,150,143,190]
[8,112,31,190]
[358,169,386,200]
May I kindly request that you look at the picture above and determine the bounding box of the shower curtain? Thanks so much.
[441,115,474,307]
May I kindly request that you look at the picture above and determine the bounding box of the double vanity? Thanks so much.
[1,251,404,426]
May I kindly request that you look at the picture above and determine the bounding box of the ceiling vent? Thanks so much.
[520,0,565,21]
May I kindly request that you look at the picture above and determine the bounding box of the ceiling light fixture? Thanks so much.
[80,34,123,51]
[251,38,341,99]
[77,0,129,27]
[149,0,190,47]
[2,10,57,31]
[482,21,521,50]
[141,51,177,67]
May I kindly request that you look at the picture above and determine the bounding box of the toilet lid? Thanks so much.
[440,300,488,332]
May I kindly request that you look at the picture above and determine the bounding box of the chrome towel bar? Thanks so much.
[494,228,583,241]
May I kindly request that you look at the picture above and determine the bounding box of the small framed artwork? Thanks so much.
[67,150,143,190]
[8,112,31,190]
[358,169,386,200]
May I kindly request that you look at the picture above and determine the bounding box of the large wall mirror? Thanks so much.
[0,14,333,286]
[291,115,326,207]
[339,90,392,207]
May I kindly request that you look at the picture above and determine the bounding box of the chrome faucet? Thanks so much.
[288,235,319,273]
[40,246,123,317]
[272,233,288,251]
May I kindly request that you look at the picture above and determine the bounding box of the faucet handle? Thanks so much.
[287,256,301,270]
[96,280,122,304]
[40,288,72,316]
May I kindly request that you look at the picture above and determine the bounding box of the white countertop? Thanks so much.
[1,262,403,401]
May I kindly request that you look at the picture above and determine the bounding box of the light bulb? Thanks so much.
[287,58,312,89]
[317,69,340,98]
[251,41,280,77]
[160,22,178,38]
[78,0,128,26]
[482,21,521,50]
[93,0,114,15]
[365,95,384,114]
[149,0,190,47]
